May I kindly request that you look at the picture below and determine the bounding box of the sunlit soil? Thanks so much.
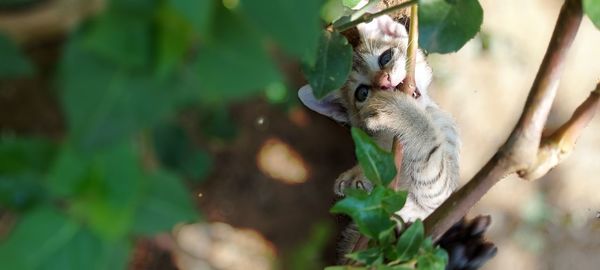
[172,222,276,270]
[256,137,309,184]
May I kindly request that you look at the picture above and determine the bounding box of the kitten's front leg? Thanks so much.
[334,165,373,196]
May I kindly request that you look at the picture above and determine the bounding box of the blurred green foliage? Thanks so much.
[5,0,596,269]
[584,0,600,29]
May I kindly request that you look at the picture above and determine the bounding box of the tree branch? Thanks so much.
[520,83,600,180]
[424,0,584,241]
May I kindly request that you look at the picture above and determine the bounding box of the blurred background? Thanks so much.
[0,0,599,269]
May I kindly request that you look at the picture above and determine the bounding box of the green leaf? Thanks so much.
[42,229,130,270]
[304,30,353,99]
[331,186,399,241]
[239,0,321,61]
[418,0,483,53]
[584,0,600,29]
[132,170,199,235]
[196,8,281,103]
[0,206,79,269]
[46,146,88,198]
[51,143,143,240]
[170,0,215,37]
[0,137,56,175]
[346,247,384,265]
[382,190,408,215]
[108,0,159,16]
[0,34,33,78]
[395,220,424,261]
[324,266,368,270]
[287,221,333,270]
[342,0,363,8]
[0,206,131,270]
[321,0,348,23]
[0,173,46,210]
[0,138,56,210]
[60,35,180,151]
[83,13,152,69]
[417,252,447,270]
[152,122,212,180]
[350,128,397,186]
[156,5,194,77]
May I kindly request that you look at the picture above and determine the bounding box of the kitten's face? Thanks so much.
[297,15,433,125]
[340,35,433,127]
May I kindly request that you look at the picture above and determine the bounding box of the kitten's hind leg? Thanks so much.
[334,165,373,196]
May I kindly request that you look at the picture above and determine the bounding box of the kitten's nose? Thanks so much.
[374,72,393,90]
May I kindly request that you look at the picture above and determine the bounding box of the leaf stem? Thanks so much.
[335,0,418,32]
[392,4,419,191]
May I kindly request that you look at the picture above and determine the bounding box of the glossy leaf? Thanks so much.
[196,8,281,103]
[395,220,424,261]
[343,0,363,8]
[417,252,447,270]
[240,0,321,61]
[0,34,33,78]
[346,247,384,265]
[132,170,199,235]
[331,186,399,241]
[351,128,397,186]
[304,30,353,99]
[321,0,348,23]
[419,0,483,53]
[584,0,600,29]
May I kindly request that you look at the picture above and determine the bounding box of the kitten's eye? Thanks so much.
[354,84,370,102]
[378,49,393,68]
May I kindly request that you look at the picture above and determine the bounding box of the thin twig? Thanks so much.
[335,0,418,32]
[520,83,600,180]
[423,0,584,241]
[400,4,419,97]
[391,3,418,189]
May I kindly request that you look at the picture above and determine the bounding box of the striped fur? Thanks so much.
[297,15,460,222]
[339,16,460,222]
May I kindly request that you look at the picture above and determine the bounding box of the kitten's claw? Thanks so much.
[334,166,373,196]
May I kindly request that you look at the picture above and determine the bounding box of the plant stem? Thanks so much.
[335,0,418,32]
[402,4,419,96]
[392,4,419,190]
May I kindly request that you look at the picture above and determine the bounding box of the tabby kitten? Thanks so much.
[298,15,460,222]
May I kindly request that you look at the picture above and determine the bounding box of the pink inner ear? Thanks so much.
[298,85,349,123]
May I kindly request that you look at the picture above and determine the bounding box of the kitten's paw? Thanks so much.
[363,110,395,132]
[395,199,430,223]
[334,167,373,196]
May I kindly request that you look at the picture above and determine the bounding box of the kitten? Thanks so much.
[298,15,460,222]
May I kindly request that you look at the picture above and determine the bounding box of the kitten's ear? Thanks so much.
[298,85,349,123]
[358,15,408,39]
